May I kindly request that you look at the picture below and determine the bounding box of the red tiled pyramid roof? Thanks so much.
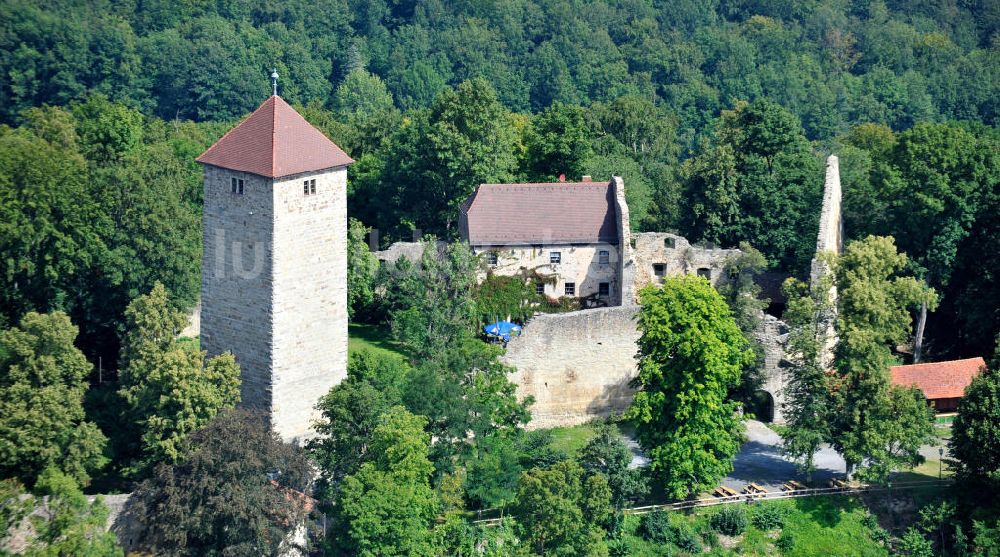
[196,96,353,178]
[460,181,619,245]
[890,357,987,400]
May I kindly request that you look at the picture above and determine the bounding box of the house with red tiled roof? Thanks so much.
[459,176,629,305]
[890,357,987,412]
[458,176,742,308]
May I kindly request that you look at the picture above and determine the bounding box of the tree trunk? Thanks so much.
[914,301,927,363]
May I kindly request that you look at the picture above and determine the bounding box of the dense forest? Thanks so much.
[2,1,1000,555]
[2,0,998,366]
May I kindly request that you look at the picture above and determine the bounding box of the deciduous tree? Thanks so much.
[347,218,380,320]
[309,350,410,498]
[511,459,611,556]
[625,276,753,499]
[0,312,107,487]
[335,407,439,557]
[117,283,240,475]
[831,236,936,480]
[950,361,1000,484]
[130,410,313,557]
[578,424,647,509]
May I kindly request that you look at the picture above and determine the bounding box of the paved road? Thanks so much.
[723,420,846,491]
[625,420,948,492]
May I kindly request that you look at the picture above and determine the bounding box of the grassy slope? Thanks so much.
[546,423,599,456]
[348,323,410,361]
[620,496,890,556]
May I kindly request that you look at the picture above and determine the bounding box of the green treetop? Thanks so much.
[0,312,107,487]
[117,283,240,475]
[626,275,753,499]
[336,407,439,557]
[831,236,936,480]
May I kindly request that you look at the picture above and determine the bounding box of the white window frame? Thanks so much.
[550,251,561,264]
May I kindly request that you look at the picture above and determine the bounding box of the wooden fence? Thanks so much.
[470,478,950,527]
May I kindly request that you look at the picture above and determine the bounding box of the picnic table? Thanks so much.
[743,483,768,496]
[713,485,739,498]
[782,480,805,491]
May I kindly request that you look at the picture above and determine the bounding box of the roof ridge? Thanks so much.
[271,96,278,176]
[195,96,275,166]
[891,356,986,369]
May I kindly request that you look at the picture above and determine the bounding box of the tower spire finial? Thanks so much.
[271,68,279,97]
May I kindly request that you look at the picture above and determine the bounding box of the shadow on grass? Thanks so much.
[793,493,858,528]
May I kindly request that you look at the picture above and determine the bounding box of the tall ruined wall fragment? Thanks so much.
[809,155,843,369]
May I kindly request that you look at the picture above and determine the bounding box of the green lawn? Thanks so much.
[545,423,598,456]
[348,323,410,361]
[177,336,200,350]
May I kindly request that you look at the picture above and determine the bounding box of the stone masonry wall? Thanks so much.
[201,164,348,443]
[271,168,348,442]
[755,314,790,423]
[201,165,275,423]
[502,305,641,429]
[630,232,740,298]
[810,155,843,369]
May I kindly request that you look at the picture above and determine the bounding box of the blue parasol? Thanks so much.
[483,320,522,342]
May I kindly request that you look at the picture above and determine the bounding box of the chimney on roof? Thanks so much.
[581,175,592,182]
[558,173,566,182]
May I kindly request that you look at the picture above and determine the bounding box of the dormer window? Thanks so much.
[303,179,316,195]
[231,177,244,195]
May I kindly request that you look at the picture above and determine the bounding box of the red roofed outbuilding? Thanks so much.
[890,357,987,412]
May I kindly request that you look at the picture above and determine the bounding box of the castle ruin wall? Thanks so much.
[502,305,641,429]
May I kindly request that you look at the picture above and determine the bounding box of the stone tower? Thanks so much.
[196,95,353,442]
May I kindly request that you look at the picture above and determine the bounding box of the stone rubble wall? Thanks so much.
[630,232,741,299]
[475,243,620,302]
[810,155,843,369]
[502,305,641,429]
[755,314,791,424]
[612,176,635,307]
[201,165,276,427]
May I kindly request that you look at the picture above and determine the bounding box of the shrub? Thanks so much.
[711,505,749,536]
[607,537,632,557]
[751,504,786,530]
[862,512,890,545]
[639,510,672,543]
[670,523,703,553]
[606,510,626,537]
[776,531,795,551]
